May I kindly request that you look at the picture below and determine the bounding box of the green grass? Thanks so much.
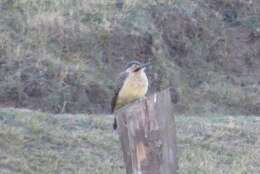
[0,108,259,173]
[177,116,260,174]
[0,108,123,174]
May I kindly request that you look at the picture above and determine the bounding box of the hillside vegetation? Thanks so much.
[0,0,259,115]
[0,108,259,174]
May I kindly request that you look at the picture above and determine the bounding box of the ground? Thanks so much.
[0,108,259,174]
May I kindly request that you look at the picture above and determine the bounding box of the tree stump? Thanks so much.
[115,89,177,174]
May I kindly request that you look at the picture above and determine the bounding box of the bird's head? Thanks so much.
[126,60,150,73]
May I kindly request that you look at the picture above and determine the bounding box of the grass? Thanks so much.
[0,108,123,174]
[0,108,259,174]
[177,116,260,174]
[0,0,259,115]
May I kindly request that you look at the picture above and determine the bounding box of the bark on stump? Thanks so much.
[115,89,177,174]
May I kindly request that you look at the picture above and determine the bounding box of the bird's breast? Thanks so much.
[117,72,148,107]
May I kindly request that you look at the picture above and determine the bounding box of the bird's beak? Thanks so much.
[134,63,151,72]
[140,63,151,69]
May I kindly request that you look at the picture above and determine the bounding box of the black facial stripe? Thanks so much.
[134,67,142,72]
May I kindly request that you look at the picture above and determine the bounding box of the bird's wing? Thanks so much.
[111,71,128,113]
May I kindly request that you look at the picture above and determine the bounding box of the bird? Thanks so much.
[111,60,150,130]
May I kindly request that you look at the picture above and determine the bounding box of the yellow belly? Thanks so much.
[115,74,148,110]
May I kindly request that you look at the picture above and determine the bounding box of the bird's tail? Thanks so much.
[113,117,117,130]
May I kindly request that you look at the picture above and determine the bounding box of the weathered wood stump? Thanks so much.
[115,89,177,174]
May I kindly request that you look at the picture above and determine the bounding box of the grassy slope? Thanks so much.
[0,108,259,174]
[0,0,259,115]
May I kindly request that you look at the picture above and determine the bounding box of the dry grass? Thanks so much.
[0,0,259,115]
[0,108,259,174]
